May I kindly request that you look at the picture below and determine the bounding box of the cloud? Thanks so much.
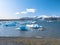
[21,8,36,14]
[15,12,20,15]
[26,8,36,13]
[15,8,36,15]
[21,11,27,14]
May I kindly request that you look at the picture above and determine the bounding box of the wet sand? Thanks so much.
[0,37,60,45]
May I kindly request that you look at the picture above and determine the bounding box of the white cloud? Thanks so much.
[15,12,20,15]
[26,8,36,13]
[21,8,36,14]
[21,11,27,14]
[15,8,36,15]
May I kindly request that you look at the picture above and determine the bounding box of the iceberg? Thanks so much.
[4,22,17,27]
[16,26,27,31]
[26,24,40,29]
[26,24,46,31]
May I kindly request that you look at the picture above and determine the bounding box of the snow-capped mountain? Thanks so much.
[19,15,60,21]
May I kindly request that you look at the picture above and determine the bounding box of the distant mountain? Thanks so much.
[19,15,60,21]
[0,15,60,21]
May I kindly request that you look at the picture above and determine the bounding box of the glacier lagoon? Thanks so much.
[0,20,60,38]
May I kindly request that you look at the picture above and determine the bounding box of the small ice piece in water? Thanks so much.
[47,20,53,22]
[31,21,36,24]
[39,26,46,31]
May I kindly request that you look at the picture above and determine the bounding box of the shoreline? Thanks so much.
[0,37,60,45]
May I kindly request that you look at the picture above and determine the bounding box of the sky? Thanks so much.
[0,0,60,19]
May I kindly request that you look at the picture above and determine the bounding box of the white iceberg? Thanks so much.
[26,24,46,31]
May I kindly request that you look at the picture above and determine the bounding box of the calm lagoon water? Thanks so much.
[0,20,60,38]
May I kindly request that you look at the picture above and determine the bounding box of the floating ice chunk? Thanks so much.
[26,24,40,29]
[16,26,27,31]
[26,24,46,31]
[4,22,17,27]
